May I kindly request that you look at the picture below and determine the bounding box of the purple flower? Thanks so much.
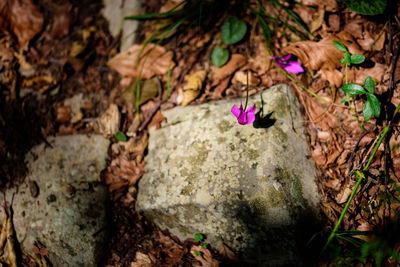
[271,54,304,74]
[231,100,256,125]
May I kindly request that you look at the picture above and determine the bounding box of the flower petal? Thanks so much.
[231,104,241,118]
[246,104,256,114]
[284,61,304,74]
[283,54,292,61]
[237,111,247,124]
[246,112,255,124]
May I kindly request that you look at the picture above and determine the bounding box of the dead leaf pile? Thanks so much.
[0,0,44,50]
[180,70,207,106]
[102,153,145,194]
[107,43,175,80]
[283,31,363,87]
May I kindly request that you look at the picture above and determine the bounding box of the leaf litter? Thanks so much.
[1,0,400,266]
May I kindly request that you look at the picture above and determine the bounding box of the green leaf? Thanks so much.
[366,93,381,117]
[211,47,229,67]
[201,243,208,249]
[333,40,347,53]
[194,251,201,256]
[363,101,373,121]
[194,233,204,242]
[350,54,365,64]
[341,96,347,104]
[364,76,375,94]
[114,131,127,142]
[339,58,345,64]
[344,0,387,15]
[344,52,351,65]
[221,16,247,45]
[341,83,365,95]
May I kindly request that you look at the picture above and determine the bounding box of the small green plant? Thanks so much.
[343,0,387,16]
[334,40,365,84]
[211,16,247,67]
[193,233,208,256]
[114,131,127,142]
[341,76,381,122]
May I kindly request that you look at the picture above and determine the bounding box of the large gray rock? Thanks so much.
[1,135,110,266]
[136,84,321,266]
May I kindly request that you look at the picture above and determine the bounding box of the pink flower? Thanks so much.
[271,54,304,74]
[231,100,256,125]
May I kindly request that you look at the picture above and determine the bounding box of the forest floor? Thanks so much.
[0,0,400,266]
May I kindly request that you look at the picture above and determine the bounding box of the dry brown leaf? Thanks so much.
[213,54,247,84]
[284,32,363,71]
[191,245,219,267]
[95,104,120,137]
[320,68,343,88]
[232,71,260,86]
[160,0,184,13]
[0,206,7,255]
[103,154,145,192]
[148,110,166,129]
[5,204,16,267]
[217,243,238,262]
[297,0,337,12]
[352,63,385,85]
[56,106,71,123]
[336,184,354,204]
[283,32,363,87]
[0,0,44,50]
[344,20,363,39]
[155,231,185,265]
[181,70,207,106]
[130,252,152,267]
[49,2,77,38]
[310,7,325,33]
[328,14,340,32]
[107,44,175,79]
[248,36,270,75]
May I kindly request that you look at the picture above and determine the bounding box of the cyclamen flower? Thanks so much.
[271,54,304,74]
[231,100,256,125]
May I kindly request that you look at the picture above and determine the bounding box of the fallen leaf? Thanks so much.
[328,14,340,32]
[148,110,166,129]
[218,243,238,262]
[232,70,260,86]
[191,245,219,267]
[103,153,145,191]
[130,252,152,267]
[49,1,77,38]
[283,32,364,87]
[56,106,71,123]
[181,70,207,106]
[352,63,385,85]
[0,0,44,50]
[95,104,120,137]
[107,44,175,79]
[213,54,247,84]
[310,7,325,33]
[160,0,184,13]
[284,32,363,71]
[122,78,159,110]
[297,0,337,12]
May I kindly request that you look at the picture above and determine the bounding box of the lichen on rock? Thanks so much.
[136,84,321,266]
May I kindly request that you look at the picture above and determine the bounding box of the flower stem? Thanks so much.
[244,71,249,111]
[281,69,329,103]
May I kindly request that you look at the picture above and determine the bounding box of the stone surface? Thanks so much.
[1,135,110,266]
[136,84,321,265]
[101,0,141,51]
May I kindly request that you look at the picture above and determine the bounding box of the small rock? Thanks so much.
[1,134,110,266]
[136,84,321,266]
